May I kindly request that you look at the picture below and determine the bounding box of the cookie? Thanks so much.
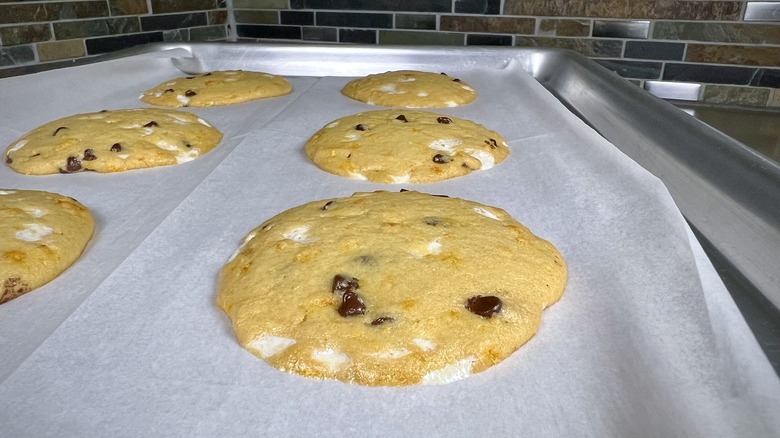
[140,70,292,107]
[4,109,223,175]
[341,70,476,108]
[305,110,509,183]
[0,189,94,304]
[217,190,567,386]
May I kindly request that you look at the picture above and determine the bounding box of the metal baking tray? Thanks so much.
[1,43,778,435]
[91,42,780,364]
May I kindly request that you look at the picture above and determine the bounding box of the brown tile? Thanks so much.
[109,0,148,16]
[687,44,780,68]
[769,90,780,108]
[441,15,534,34]
[53,17,140,39]
[233,0,288,8]
[538,19,590,37]
[151,0,217,14]
[209,10,228,25]
[0,24,52,46]
[503,0,585,17]
[653,21,780,45]
[515,36,623,58]
[503,0,741,20]
[702,84,771,107]
[0,2,109,25]
[36,39,86,61]
[234,10,279,24]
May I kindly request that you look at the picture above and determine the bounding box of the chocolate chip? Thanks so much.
[321,201,334,210]
[354,255,377,266]
[436,117,452,124]
[83,149,97,161]
[440,72,447,75]
[355,124,368,131]
[143,121,159,128]
[204,72,212,76]
[185,90,197,97]
[431,194,450,198]
[110,143,122,152]
[186,76,194,79]
[99,109,108,113]
[332,274,359,295]
[59,156,82,173]
[465,295,502,318]
[185,143,192,148]
[338,291,366,317]
[31,153,40,157]
[52,126,68,136]
[395,115,408,123]
[164,88,174,93]
[453,78,462,82]
[371,316,394,326]
[399,189,410,192]
[432,153,450,164]
[5,156,12,164]
[485,138,498,149]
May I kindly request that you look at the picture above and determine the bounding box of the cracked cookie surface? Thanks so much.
[342,70,476,108]
[4,109,223,175]
[140,70,292,107]
[0,189,94,304]
[217,191,567,386]
[305,109,509,183]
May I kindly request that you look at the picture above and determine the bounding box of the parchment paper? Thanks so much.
[0,52,778,437]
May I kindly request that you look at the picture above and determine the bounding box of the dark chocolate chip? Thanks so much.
[440,72,447,75]
[485,138,498,149]
[164,88,174,93]
[346,153,352,159]
[400,189,410,192]
[371,316,394,326]
[355,124,368,131]
[338,291,366,317]
[321,201,334,210]
[204,72,212,76]
[332,274,359,295]
[431,194,450,198]
[99,109,108,113]
[59,156,82,173]
[31,153,40,157]
[354,255,377,266]
[110,143,122,152]
[436,117,452,124]
[83,149,97,161]
[186,76,194,79]
[143,121,159,128]
[185,143,192,148]
[432,153,451,164]
[453,78,461,82]
[185,90,197,97]
[465,295,502,318]
[395,115,408,123]
[5,156,12,164]
[52,126,68,136]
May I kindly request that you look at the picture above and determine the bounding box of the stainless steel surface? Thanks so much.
[592,20,650,39]
[644,80,702,101]
[745,2,780,21]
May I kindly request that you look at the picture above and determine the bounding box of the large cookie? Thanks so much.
[341,70,476,108]
[4,109,223,175]
[0,189,94,304]
[305,109,508,183]
[217,191,567,386]
[140,70,292,107]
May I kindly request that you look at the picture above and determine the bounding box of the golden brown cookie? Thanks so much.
[140,70,292,107]
[4,109,223,175]
[0,189,94,304]
[341,70,476,108]
[217,191,567,386]
[305,109,508,183]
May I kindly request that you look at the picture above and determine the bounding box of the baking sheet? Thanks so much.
[0,49,778,436]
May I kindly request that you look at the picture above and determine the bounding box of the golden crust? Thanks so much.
[342,70,476,108]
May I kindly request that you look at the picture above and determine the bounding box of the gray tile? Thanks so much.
[0,44,36,67]
[624,41,685,61]
[593,20,649,39]
[745,2,780,22]
[379,30,464,45]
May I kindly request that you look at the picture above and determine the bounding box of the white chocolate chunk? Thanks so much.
[398,77,416,82]
[248,336,296,358]
[428,138,462,155]
[474,206,499,220]
[176,149,200,164]
[197,118,212,127]
[427,240,442,255]
[370,348,411,359]
[463,149,495,170]
[417,92,429,97]
[413,338,436,352]
[0,190,17,195]
[345,133,361,141]
[312,348,349,372]
[176,95,190,105]
[117,154,129,159]
[390,174,410,184]
[8,140,28,152]
[325,122,339,128]
[23,207,45,218]
[283,225,311,243]
[347,171,367,181]
[16,223,52,242]
[421,356,475,385]
[445,101,458,107]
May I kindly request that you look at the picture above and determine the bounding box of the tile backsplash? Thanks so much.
[1,0,778,108]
